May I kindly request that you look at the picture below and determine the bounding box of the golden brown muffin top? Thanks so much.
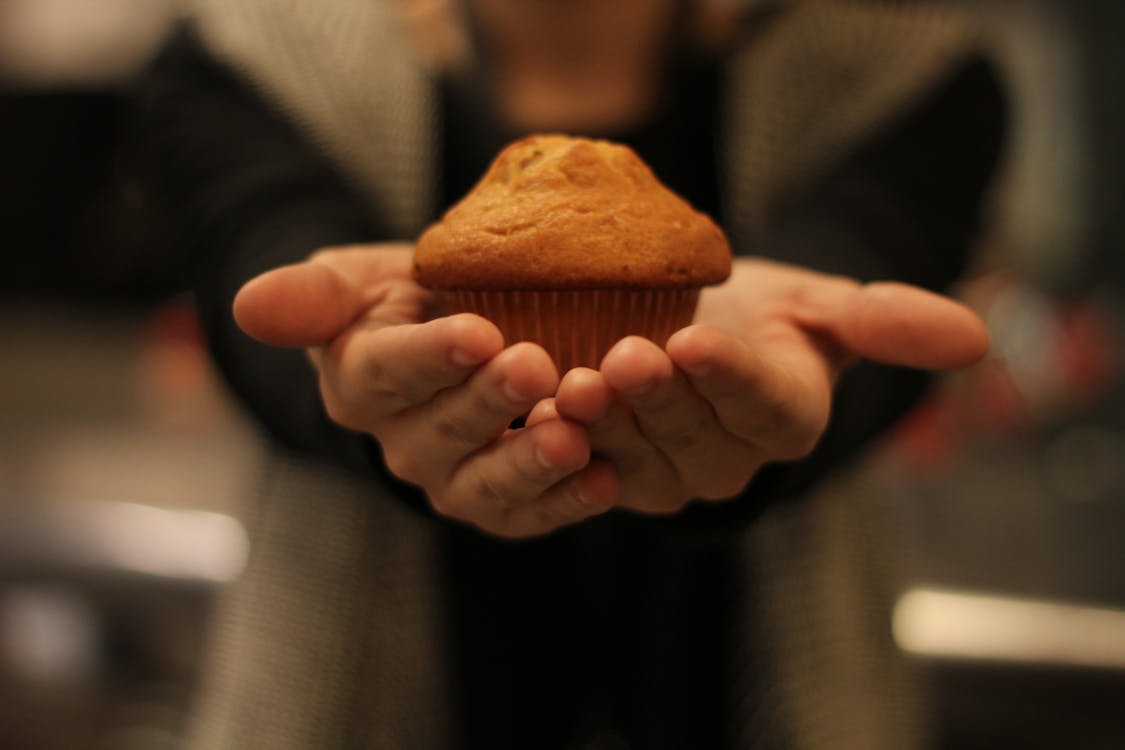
[413,134,731,289]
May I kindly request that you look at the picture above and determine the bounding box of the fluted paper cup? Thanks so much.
[440,288,701,373]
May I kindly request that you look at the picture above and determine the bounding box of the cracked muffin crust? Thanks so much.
[411,134,731,371]
[413,134,731,289]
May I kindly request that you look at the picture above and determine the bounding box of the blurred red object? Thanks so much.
[138,299,221,431]
[887,276,1121,476]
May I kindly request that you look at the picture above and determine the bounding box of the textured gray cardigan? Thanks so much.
[177,2,984,748]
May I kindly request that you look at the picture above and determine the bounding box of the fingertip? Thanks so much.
[955,310,992,367]
[666,324,726,376]
[555,368,614,422]
[602,335,664,365]
[601,336,673,393]
[531,417,590,472]
[665,323,707,351]
[559,366,600,389]
[574,459,619,510]
[231,267,288,339]
[858,283,993,369]
[497,341,561,399]
[443,313,505,365]
[525,398,560,428]
[232,262,355,347]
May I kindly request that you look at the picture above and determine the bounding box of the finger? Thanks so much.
[555,367,646,468]
[599,337,764,499]
[378,343,559,478]
[550,368,614,422]
[526,398,560,428]
[555,366,686,513]
[321,313,504,424]
[667,325,830,460]
[437,418,593,528]
[495,460,618,539]
[233,245,416,347]
[234,261,364,347]
[794,279,989,370]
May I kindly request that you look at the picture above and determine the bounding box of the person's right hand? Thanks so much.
[232,244,617,538]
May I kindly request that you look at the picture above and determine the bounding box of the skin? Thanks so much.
[470,0,679,131]
[233,244,989,538]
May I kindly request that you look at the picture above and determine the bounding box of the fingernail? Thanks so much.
[451,347,483,367]
[502,378,525,402]
[574,486,593,506]
[535,447,554,470]
[573,481,601,507]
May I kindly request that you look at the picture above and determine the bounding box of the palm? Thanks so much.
[550,257,990,513]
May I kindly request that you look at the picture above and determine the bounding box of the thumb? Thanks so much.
[232,244,415,348]
[232,261,365,348]
[801,281,990,370]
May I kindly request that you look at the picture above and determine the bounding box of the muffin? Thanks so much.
[414,134,731,372]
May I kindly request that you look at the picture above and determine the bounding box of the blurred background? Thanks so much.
[1,0,1123,748]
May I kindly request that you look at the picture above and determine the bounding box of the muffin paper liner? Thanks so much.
[441,288,701,373]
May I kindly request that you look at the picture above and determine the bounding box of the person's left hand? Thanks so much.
[531,258,989,515]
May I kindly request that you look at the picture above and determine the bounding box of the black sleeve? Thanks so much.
[656,57,1008,532]
[131,25,411,481]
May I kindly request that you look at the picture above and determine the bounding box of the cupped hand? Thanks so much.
[549,258,989,515]
[233,244,616,538]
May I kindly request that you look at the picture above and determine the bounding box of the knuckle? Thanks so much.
[586,415,620,439]
[362,357,389,392]
[432,386,516,448]
[635,387,680,414]
[634,392,707,444]
[307,247,340,265]
[371,386,412,415]
[308,245,365,265]
[427,492,455,519]
[697,473,752,500]
[474,386,520,422]
[321,390,362,431]
[318,370,371,431]
[380,445,420,482]
[434,412,483,449]
[778,430,823,461]
[472,472,509,509]
[645,418,705,451]
[651,495,688,515]
[485,522,533,542]
[752,391,794,435]
[364,360,416,410]
[776,402,829,460]
[739,391,805,451]
[626,488,687,516]
[527,507,566,534]
[508,501,583,540]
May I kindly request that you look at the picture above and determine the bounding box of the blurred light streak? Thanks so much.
[91,502,249,583]
[894,587,1125,670]
[1,501,249,585]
